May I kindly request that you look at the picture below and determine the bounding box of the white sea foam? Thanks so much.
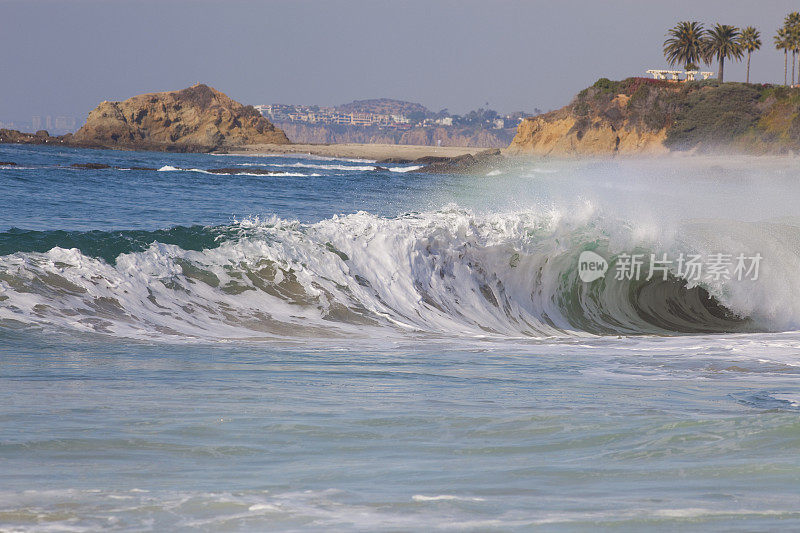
[772,393,800,407]
[231,171,319,177]
[412,494,486,502]
[212,152,376,163]
[155,165,317,177]
[389,165,422,172]
[1,206,797,342]
[234,162,421,173]
[273,162,379,171]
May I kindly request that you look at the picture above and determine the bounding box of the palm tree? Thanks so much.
[786,12,800,85]
[775,28,790,85]
[791,26,800,85]
[703,24,744,82]
[740,27,761,83]
[663,21,706,70]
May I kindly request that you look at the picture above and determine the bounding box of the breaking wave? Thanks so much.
[1,207,798,341]
[156,165,317,177]
[235,162,423,173]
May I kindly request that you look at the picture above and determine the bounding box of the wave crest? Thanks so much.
[0,208,796,340]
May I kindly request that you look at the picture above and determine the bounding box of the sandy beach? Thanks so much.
[223,142,490,161]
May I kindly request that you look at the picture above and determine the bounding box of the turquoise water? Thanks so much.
[1,145,800,531]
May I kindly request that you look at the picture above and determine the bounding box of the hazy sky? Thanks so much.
[2,0,799,124]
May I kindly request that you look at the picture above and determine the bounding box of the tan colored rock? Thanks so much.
[507,113,667,157]
[71,84,289,152]
[507,81,671,157]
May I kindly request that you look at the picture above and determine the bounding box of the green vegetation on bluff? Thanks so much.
[571,77,800,153]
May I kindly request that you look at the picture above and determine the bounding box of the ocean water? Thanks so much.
[1,144,800,531]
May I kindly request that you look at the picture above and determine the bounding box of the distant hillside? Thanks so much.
[276,123,516,148]
[336,99,430,118]
[263,97,530,148]
[508,78,800,156]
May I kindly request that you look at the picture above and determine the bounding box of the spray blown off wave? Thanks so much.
[0,207,798,340]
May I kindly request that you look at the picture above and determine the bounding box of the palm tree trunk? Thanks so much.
[719,57,724,83]
[785,51,789,85]
[793,51,797,86]
[746,52,751,83]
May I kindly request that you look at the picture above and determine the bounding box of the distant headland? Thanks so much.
[0,84,289,153]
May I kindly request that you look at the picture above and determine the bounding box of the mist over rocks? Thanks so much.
[69,84,290,152]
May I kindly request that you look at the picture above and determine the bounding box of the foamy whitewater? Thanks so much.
[1,144,800,531]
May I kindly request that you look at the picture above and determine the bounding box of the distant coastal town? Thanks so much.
[250,98,536,148]
[254,99,535,131]
[255,104,415,130]
[0,115,78,135]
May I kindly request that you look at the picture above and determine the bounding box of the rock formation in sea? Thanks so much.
[69,84,289,152]
[0,129,64,146]
[416,149,504,174]
[508,78,800,156]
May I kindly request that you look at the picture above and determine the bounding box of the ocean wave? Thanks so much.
[156,165,317,177]
[237,162,421,173]
[0,208,796,340]
[212,153,377,163]
[389,165,422,173]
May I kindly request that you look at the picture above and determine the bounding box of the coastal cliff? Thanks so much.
[508,78,800,156]
[70,84,289,152]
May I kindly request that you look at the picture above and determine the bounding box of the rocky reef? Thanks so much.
[508,78,800,156]
[68,84,289,152]
[415,149,504,174]
[0,129,65,146]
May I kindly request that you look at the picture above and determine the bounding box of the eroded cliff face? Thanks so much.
[509,78,800,156]
[508,88,669,156]
[71,84,289,151]
[508,114,667,156]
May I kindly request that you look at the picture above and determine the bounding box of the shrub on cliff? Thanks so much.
[592,78,623,94]
[664,83,762,150]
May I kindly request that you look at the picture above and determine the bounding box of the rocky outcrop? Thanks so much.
[508,78,800,156]
[417,149,504,174]
[0,129,65,146]
[70,84,289,152]
[71,163,111,169]
[508,79,674,156]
